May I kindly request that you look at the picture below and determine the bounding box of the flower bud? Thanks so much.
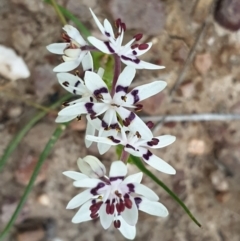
[77,155,106,178]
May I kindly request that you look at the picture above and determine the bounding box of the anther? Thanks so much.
[138,43,149,50]
[114,220,121,228]
[134,33,143,41]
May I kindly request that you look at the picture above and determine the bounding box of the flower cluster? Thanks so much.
[47,8,176,240]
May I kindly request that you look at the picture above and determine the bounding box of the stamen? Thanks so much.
[138,43,149,50]
[76,115,81,121]
[131,44,139,49]
[121,95,127,102]
[121,22,126,31]
[135,131,141,138]
[134,33,143,41]
[62,101,70,107]
[146,121,154,129]
[116,18,122,29]
[62,33,70,42]
[135,104,143,112]
[114,220,121,228]
[124,197,132,209]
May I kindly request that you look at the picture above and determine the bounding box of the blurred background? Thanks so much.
[0,0,240,240]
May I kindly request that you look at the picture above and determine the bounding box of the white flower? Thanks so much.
[57,65,167,140]
[46,25,93,72]
[77,155,106,178]
[86,128,176,175]
[63,161,169,240]
[88,9,164,70]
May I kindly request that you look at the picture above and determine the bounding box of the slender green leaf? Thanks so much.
[44,0,90,38]
[0,123,68,240]
[129,154,201,227]
[0,94,71,171]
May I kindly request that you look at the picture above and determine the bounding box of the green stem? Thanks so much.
[0,123,68,240]
[50,0,67,25]
[0,94,71,171]
[131,155,202,227]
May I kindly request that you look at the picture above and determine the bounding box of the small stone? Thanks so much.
[194,53,212,75]
[192,0,213,23]
[214,0,240,31]
[210,170,229,192]
[187,139,205,155]
[37,194,50,206]
[7,106,23,119]
[179,80,195,98]
[15,153,48,186]
[32,64,57,99]
[0,45,30,81]
[12,28,33,54]
[172,44,189,63]
[109,0,165,35]
[16,228,45,241]
[215,191,230,203]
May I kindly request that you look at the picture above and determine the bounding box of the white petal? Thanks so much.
[122,172,143,184]
[109,161,127,178]
[84,71,111,100]
[67,189,92,209]
[57,72,85,95]
[133,183,159,201]
[104,19,115,38]
[142,151,176,175]
[64,48,81,58]
[138,198,169,217]
[135,42,152,56]
[99,203,114,229]
[120,57,144,69]
[113,66,136,103]
[139,60,165,70]
[46,43,68,54]
[121,196,138,225]
[57,102,88,116]
[126,81,167,104]
[62,171,88,180]
[118,216,136,240]
[63,25,86,46]
[73,178,103,188]
[53,60,80,72]
[116,107,153,139]
[82,52,93,71]
[72,200,93,223]
[55,115,76,123]
[146,135,176,149]
[85,121,96,148]
[86,115,102,130]
[88,36,113,54]
[97,67,105,78]
[89,8,105,35]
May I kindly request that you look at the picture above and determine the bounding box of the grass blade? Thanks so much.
[0,94,71,171]
[0,123,68,240]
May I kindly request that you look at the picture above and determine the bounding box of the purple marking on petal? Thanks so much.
[147,138,159,146]
[104,41,115,53]
[73,80,81,94]
[108,136,121,143]
[131,89,140,104]
[133,58,140,64]
[102,120,108,128]
[123,112,135,127]
[105,31,110,37]
[85,103,96,115]
[90,182,105,195]
[110,176,124,182]
[132,50,137,55]
[126,144,135,150]
[121,55,133,62]
[127,183,135,192]
[94,87,108,97]
[142,150,153,161]
[134,197,142,208]
[116,85,128,93]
